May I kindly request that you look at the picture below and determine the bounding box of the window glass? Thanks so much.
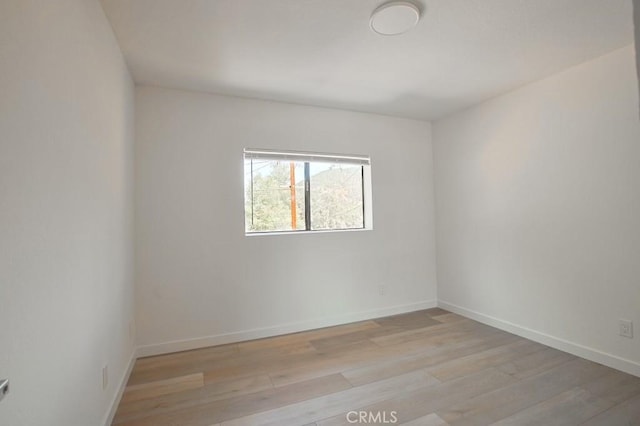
[310,162,364,230]
[244,150,370,234]
[244,159,306,232]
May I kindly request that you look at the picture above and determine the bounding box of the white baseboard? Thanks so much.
[102,348,137,426]
[137,300,437,358]
[438,300,640,378]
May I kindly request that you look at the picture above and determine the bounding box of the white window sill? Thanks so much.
[245,227,373,237]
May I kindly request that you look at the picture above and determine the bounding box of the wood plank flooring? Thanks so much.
[113,309,640,426]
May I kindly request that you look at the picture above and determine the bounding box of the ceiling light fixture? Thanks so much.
[370,1,421,36]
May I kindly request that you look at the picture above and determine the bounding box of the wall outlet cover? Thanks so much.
[619,319,633,338]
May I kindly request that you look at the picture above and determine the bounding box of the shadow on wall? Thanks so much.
[635,0,640,108]
[155,75,466,121]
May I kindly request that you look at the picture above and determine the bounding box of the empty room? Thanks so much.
[2,0,640,425]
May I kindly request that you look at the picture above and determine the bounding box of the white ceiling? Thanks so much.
[101,0,634,120]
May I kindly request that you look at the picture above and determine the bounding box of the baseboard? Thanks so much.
[102,348,137,426]
[438,300,640,378]
[137,300,437,357]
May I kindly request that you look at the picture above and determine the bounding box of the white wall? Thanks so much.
[135,87,437,355]
[433,46,640,376]
[0,1,135,425]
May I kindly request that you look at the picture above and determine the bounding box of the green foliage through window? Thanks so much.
[244,156,366,233]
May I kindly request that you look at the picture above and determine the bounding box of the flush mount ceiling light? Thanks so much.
[370,1,421,36]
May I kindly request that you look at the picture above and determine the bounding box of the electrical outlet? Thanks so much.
[378,285,385,296]
[102,365,108,390]
[619,319,633,338]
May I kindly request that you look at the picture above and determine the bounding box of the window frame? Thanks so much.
[243,149,373,235]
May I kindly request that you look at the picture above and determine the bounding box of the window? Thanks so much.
[244,149,372,234]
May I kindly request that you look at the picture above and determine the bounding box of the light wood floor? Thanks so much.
[113,309,640,426]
